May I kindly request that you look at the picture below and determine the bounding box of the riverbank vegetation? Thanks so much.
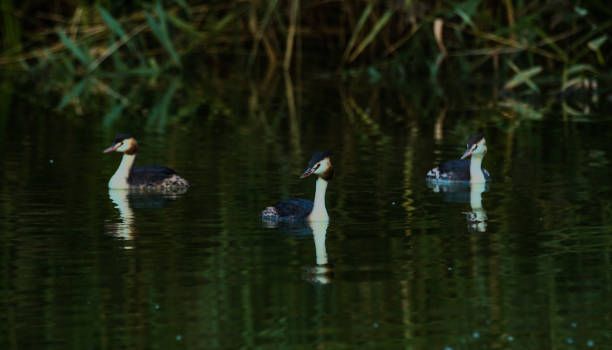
[1,0,610,122]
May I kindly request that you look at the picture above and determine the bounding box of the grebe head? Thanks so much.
[300,151,333,180]
[461,133,487,159]
[103,134,138,155]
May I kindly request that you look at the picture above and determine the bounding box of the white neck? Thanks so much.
[109,154,136,189]
[308,177,329,221]
[469,155,485,183]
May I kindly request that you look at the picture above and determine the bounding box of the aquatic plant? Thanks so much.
[0,0,609,120]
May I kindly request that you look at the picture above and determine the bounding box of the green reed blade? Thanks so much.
[146,2,182,68]
[56,29,90,65]
[103,102,127,127]
[167,13,202,38]
[566,64,597,76]
[111,43,128,71]
[504,65,542,91]
[173,0,192,17]
[156,1,167,33]
[212,12,236,32]
[57,79,88,110]
[97,6,127,38]
[146,105,161,130]
[146,77,179,132]
[588,35,607,51]
[534,27,568,61]
[348,9,393,62]
[499,100,543,120]
[454,0,481,28]
[342,1,374,61]
[97,6,144,61]
[587,35,607,64]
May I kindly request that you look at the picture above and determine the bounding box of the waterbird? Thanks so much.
[262,151,333,222]
[427,133,490,183]
[103,134,190,190]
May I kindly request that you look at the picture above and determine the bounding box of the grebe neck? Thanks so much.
[308,177,329,221]
[469,155,485,183]
[109,153,136,189]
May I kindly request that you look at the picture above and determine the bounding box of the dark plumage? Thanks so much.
[308,151,332,168]
[262,198,314,221]
[430,159,491,182]
[466,133,484,148]
[113,133,135,144]
[129,166,180,187]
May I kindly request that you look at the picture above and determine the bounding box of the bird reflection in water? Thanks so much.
[465,182,487,233]
[263,220,334,284]
[106,189,135,246]
[302,220,334,284]
[427,181,489,233]
[106,188,187,248]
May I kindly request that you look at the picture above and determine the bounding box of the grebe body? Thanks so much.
[427,133,490,184]
[104,134,189,190]
[262,151,333,222]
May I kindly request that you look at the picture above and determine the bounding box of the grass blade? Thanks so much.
[146,77,180,132]
[454,0,481,28]
[588,35,607,64]
[57,79,88,110]
[588,35,607,51]
[566,64,597,75]
[534,27,568,61]
[97,6,127,37]
[348,9,394,62]
[56,28,90,65]
[173,0,192,17]
[504,64,542,91]
[103,102,127,127]
[167,13,203,38]
[146,2,182,68]
[212,12,236,32]
[342,2,374,62]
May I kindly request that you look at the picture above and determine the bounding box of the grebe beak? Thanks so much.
[460,148,473,159]
[300,167,315,179]
[103,143,120,153]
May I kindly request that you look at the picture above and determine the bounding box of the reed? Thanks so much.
[1,0,608,119]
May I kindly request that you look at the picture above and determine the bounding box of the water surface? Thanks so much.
[1,74,611,349]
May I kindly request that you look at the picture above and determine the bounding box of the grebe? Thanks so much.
[262,151,333,222]
[103,134,190,190]
[427,133,490,183]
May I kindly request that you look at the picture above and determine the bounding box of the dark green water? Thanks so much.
[1,73,611,349]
